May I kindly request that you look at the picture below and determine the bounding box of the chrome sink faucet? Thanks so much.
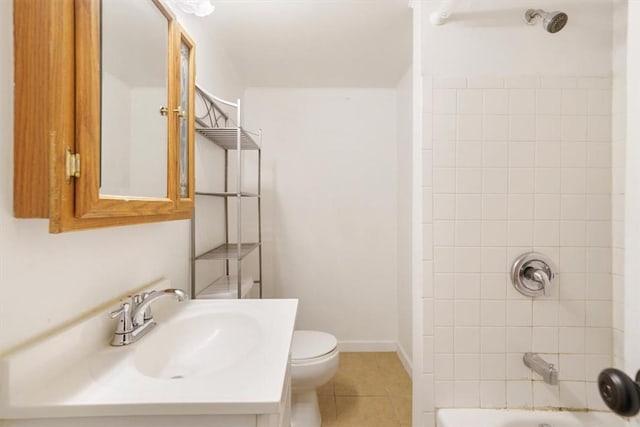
[109,288,187,346]
[524,352,558,385]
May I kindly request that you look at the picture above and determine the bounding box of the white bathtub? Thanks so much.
[437,409,626,427]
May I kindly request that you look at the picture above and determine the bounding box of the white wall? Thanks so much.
[244,88,398,349]
[0,0,244,355]
[397,68,414,366]
[416,1,615,423]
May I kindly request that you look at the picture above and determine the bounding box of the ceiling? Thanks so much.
[196,0,413,88]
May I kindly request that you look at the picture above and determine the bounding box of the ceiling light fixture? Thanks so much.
[170,0,215,17]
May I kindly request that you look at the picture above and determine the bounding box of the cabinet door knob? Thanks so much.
[159,106,169,116]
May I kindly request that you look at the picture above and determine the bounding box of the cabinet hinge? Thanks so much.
[65,148,80,182]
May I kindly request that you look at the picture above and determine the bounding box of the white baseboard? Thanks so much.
[396,343,413,379]
[337,340,397,352]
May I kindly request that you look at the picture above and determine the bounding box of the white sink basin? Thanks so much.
[134,312,260,379]
[0,297,298,419]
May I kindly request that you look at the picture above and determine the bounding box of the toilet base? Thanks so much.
[291,389,321,427]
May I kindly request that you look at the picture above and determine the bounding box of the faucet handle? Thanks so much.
[109,302,130,318]
[109,302,133,334]
[531,269,551,296]
[511,252,556,298]
[141,292,153,321]
[131,293,154,322]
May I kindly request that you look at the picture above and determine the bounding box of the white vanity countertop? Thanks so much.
[0,298,298,419]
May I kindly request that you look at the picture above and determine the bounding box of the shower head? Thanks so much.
[525,9,568,33]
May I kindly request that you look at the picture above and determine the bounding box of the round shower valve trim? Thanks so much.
[511,252,556,297]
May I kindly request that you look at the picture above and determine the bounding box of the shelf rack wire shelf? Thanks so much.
[195,242,261,261]
[191,84,262,300]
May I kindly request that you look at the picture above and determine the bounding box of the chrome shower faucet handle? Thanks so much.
[511,252,556,297]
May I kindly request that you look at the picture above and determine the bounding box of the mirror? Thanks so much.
[99,0,169,198]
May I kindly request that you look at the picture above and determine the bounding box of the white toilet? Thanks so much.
[290,330,339,427]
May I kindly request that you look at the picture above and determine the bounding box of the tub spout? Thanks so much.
[524,352,558,385]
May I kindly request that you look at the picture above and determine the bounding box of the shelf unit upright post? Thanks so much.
[190,85,262,300]
[234,98,242,300]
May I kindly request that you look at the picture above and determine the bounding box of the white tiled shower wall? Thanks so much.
[421,75,613,417]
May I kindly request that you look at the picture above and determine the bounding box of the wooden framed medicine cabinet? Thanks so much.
[13,0,195,233]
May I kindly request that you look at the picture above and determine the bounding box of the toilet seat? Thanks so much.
[291,330,338,365]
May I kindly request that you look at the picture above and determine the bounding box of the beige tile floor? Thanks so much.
[317,352,412,427]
